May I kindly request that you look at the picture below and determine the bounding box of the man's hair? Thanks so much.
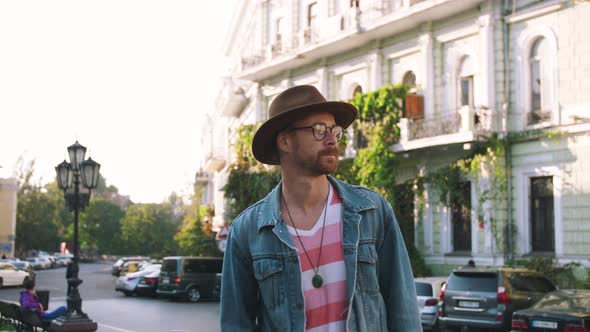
[23,278,35,290]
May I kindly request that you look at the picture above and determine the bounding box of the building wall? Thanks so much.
[0,178,17,258]
[213,0,590,269]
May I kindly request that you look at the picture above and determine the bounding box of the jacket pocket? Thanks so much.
[356,243,380,294]
[253,257,284,309]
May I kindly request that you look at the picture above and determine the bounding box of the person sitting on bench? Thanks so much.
[20,279,66,321]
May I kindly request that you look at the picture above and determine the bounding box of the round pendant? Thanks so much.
[312,274,323,288]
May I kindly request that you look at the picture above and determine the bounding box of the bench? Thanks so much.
[0,300,52,332]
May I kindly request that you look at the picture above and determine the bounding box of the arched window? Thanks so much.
[529,37,552,124]
[402,71,417,89]
[352,85,363,97]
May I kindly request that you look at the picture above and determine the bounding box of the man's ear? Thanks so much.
[276,131,290,154]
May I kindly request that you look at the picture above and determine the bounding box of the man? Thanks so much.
[220,85,421,331]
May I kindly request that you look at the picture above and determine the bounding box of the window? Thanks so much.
[352,85,363,97]
[308,2,318,28]
[350,0,360,8]
[530,176,554,253]
[402,71,417,89]
[529,37,552,124]
[414,282,433,297]
[275,17,285,50]
[451,182,471,252]
[460,76,474,107]
[458,56,474,108]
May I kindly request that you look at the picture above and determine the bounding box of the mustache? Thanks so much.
[319,147,339,156]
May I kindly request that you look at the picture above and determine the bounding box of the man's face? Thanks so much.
[282,112,340,176]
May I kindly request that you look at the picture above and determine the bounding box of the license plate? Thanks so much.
[458,301,479,308]
[161,277,170,284]
[532,320,558,329]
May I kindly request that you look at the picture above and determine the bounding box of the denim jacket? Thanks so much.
[220,177,422,332]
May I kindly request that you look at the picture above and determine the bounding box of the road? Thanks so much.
[0,262,221,332]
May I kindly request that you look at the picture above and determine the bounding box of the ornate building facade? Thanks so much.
[202,0,590,273]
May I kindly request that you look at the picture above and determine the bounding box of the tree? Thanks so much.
[119,203,180,257]
[14,159,61,256]
[174,186,219,256]
[78,199,125,254]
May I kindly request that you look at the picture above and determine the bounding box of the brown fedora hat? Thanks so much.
[252,85,358,165]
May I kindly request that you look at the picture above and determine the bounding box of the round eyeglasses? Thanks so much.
[289,122,344,141]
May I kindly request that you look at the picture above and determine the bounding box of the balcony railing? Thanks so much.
[398,106,492,143]
[241,53,265,71]
[237,0,486,80]
[408,112,461,140]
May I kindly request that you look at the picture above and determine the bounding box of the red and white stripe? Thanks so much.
[287,184,348,331]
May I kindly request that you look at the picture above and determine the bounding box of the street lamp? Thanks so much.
[53,141,99,332]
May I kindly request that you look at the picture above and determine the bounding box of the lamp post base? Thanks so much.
[50,315,97,332]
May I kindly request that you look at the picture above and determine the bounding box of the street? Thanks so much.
[0,262,221,332]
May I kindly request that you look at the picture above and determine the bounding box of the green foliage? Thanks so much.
[224,168,281,221]
[14,159,61,256]
[518,257,588,289]
[119,203,181,257]
[78,199,125,254]
[349,84,407,204]
[223,123,281,222]
[332,158,359,185]
[175,186,220,257]
[233,124,260,169]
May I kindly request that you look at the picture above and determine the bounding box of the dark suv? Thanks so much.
[156,256,223,302]
[438,267,556,331]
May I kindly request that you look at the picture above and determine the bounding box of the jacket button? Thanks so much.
[296,303,303,309]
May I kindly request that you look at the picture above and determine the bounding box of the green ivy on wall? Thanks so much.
[222,124,281,221]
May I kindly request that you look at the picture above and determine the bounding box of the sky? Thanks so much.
[0,1,235,203]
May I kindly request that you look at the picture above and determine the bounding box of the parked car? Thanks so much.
[511,289,590,332]
[111,256,149,276]
[415,277,447,331]
[156,256,223,302]
[3,260,35,279]
[115,264,161,296]
[136,268,161,297]
[25,257,51,270]
[438,267,557,331]
[54,253,73,267]
[0,263,32,288]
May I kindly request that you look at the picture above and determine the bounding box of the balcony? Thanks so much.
[237,0,484,81]
[240,53,265,72]
[216,79,249,118]
[394,106,492,152]
[204,152,226,173]
[195,170,210,186]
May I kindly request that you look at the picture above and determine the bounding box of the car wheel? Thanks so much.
[123,291,133,297]
[186,287,201,303]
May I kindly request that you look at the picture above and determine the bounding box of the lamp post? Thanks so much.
[53,141,99,332]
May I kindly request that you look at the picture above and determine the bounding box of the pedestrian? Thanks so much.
[20,278,67,321]
[220,85,421,331]
[464,259,476,268]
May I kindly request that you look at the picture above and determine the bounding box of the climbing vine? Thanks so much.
[222,124,281,221]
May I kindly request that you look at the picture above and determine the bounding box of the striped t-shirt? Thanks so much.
[286,184,348,332]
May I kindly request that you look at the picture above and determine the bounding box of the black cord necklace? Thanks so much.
[281,183,330,289]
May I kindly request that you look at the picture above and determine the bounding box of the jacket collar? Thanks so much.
[256,176,376,231]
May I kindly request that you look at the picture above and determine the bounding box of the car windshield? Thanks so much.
[415,282,433,297]
[447,272,497,292]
